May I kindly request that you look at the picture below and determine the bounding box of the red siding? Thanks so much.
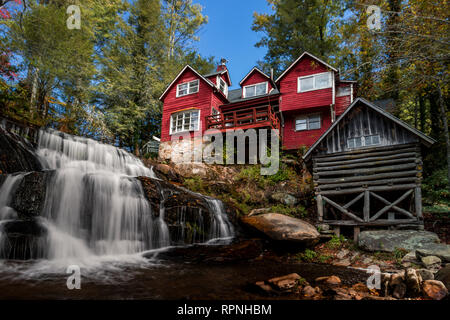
[335,83,353,115]
[160,69,225,142]
[278,56,333,112]
[282,107,332,150]
[241,71,273,96]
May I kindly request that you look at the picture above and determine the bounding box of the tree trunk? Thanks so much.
[437,85,450,190]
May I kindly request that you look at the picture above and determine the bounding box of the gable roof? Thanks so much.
[275,51,338,83]
[303,98,436,162]
[159,65,216,101]
[239,67,272,86]
[203,69,232,86]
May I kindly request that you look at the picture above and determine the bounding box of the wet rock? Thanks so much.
[270,192,298,206]
[248,208,271,217]
[315,275,341,288]
[0,220,48,260]
[11,171,54,218]
[241,213,319,244]
[435,265,450,290]
[0,127,42,174]
[422,280,448,300]
[358,230,440,253]
[421,255,442,268]
[267,273,302,292]
[416,244,450,263]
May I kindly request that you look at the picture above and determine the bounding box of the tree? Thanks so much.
[162,0,208,60]
[252,0,344,74]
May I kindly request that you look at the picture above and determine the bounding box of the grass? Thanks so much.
[270,204,307,218]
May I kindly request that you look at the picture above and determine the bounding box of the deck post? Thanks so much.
[317,194,323,222]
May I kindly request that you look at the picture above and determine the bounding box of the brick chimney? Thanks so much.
[216,58,228,72]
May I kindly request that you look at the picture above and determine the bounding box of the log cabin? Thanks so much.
[158,52,356,159]
[303,98,435,239]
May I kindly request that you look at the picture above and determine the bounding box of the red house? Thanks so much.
[158,52,356,159]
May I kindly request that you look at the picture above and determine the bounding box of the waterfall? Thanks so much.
[204,198,234,241]
[0,128,234,264]
[0,173,25,220]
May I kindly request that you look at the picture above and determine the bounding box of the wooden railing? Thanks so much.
[205,105,280,131]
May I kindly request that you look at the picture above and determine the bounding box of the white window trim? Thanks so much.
[169,109,201,134]
[217,76,228,97]
[297,72,332,93]
[242,81,268,98]
[294,113,322,131]
[176,79,199,98]
[347,134,381,149]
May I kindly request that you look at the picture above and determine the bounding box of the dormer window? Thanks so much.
[177,79,199,97]
[218,77,228,97]
[243,82,268,98]
[298,72,332,93]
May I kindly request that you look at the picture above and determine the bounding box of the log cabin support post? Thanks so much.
[353,226,360,242]
[364,190,370,222]
[415,186,422,219]
[317,194,324,222]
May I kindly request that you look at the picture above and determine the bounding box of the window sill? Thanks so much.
[297,87,331,93]
[176,92,198,98]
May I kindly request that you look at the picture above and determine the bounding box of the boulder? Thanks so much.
[153,163,180,182]
[248,208,271,217]
[435,265,450,290]
[405,268,422,297]
[315,275,342,288]
[422,280,448,300]
[11,171,54,218]
[358,230,440,252]
[241,213,320,244]
[267,273,302,292]
[0,219,48,260]
[416,244,450,263]
[270,192,298,206]
[421,255,442,268]
[417,269,434,281]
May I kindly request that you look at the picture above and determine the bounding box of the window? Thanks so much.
[243,82,267,98]
[170,109,200,134]
[298,72,332,92]
[336,86,351,97]
[177,79,199,97]
[295,114,321,131]
[347,134,381,149]
[218,77,228,96]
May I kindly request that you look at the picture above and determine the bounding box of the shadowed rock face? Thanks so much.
[11,171,54,218]
[0,220,48,260]
[0,127,42,174]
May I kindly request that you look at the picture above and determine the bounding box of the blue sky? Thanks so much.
[194,0,273,89]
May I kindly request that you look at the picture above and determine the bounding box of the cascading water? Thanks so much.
[0,128,234,267]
